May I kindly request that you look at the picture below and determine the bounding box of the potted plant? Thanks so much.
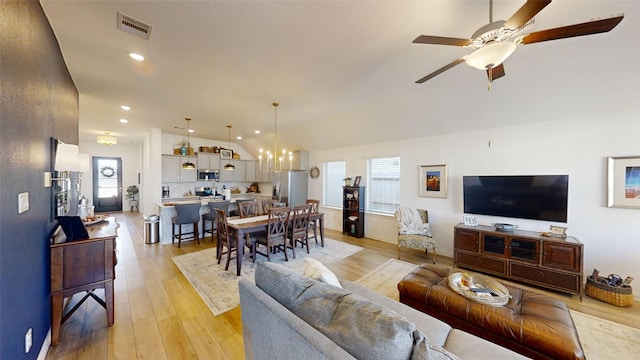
[343,177,352,186]
[126,185,139,211]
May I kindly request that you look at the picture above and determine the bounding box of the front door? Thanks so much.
[93,157,123,213]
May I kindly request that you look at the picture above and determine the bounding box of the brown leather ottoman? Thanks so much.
[398,264,585,360]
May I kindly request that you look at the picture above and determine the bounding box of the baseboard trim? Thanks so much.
[37,328,51,360]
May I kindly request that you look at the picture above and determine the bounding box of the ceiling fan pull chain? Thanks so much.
[487,67,493,91]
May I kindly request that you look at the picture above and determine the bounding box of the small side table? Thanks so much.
[50,217,119,345]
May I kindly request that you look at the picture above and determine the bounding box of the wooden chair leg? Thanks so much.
[282,242,288,261]
[224,241,234,271]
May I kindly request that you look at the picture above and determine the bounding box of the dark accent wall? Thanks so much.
[1,1,78,358]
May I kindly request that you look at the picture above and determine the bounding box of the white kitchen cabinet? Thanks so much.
[196,153,220,170]
[219,159,246,182]
[245,160,256,182]
[162,155,197,182]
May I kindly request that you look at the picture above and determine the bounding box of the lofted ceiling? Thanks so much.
[39,0,639,155]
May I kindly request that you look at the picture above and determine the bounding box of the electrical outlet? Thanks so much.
[25,328,32,353]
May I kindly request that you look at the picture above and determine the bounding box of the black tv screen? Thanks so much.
[463,175,568,222]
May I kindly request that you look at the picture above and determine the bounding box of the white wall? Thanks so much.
[78,140,142,212]
[309,111,640,299]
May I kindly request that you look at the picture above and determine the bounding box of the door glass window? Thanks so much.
[97,159,119,198]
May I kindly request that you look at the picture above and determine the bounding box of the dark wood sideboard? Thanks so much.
[454,223,583,298]
[50,217,119,345]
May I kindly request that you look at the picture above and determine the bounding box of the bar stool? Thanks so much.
[202,200,230,242]
[172,203,201,248]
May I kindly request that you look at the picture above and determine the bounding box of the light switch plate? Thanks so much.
[18,192,29,214]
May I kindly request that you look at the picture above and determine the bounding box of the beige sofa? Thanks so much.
[239,261,528,359]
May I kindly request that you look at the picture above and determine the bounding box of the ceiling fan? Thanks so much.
[413,0,624,84]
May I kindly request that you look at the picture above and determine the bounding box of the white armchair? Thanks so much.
[394,207,437,263]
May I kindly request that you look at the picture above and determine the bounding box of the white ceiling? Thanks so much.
[39,1,639,155]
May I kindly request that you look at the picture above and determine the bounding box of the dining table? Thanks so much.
[225,212,325,276]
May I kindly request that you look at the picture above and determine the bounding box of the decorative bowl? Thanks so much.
[492,223,518,232]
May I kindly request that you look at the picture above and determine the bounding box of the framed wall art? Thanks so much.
[607,156,640,208]
[419,164,448,198]
[220,149,233,160]
[353,176,362,187]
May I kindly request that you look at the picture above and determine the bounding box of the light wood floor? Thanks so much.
[47,212,638,359]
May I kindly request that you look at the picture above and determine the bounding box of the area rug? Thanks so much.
[355,258,640,360]
[172,238,362,315]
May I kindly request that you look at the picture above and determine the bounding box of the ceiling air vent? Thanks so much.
[117,12,152,40]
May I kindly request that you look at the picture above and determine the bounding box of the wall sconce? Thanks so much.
[44,143,79,187]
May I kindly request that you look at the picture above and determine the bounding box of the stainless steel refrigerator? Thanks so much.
[272,170,308,207]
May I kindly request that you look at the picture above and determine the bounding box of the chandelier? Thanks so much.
[97,133,117,145]
[259,102,292,172]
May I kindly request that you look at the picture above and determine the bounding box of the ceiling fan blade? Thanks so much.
[413,35,472,47]
[416,58,465,83]
[486,63,506,82]
[521,15,624,44]
[503,0,552,30]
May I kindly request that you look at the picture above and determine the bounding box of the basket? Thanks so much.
[585,275,633,307]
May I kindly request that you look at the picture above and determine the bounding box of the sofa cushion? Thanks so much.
[255,261,415,360]
[303,258,342,287]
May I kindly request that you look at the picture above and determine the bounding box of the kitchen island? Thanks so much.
[156,194,271,245]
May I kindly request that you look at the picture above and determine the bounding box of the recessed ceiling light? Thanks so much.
[188,129,194,133]
[254,130,261,134]
[119,118,128,124]
[120,105,131,111]
[129,52,144,61]
[236,136,242,140]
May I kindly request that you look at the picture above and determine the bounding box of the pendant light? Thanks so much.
[181,118,196,169]
[223,125,235,170]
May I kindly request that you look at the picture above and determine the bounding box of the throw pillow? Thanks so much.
[255,261,415,360]
[303,258,342,287]
[411,329,461,360]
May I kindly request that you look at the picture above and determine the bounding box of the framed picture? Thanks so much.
[607,156,640,208]
[419,164,448,198]
[353,176,361,187]
[220,149,233,160]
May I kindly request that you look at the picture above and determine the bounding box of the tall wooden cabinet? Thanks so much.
[454,224,583,298]
[342,186,364,238]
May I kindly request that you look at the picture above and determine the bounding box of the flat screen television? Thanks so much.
[463,175,568,222]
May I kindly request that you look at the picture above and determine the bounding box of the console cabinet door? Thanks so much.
[542,242,581,272]
[454,229,479,252]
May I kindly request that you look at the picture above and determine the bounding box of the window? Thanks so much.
[323,161,346,208]
[367,157,401,214]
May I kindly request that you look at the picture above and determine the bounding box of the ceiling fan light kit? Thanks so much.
[413,0,624,85]
[464,41,516,70]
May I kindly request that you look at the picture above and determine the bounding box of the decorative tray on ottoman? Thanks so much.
[448,272,510,306]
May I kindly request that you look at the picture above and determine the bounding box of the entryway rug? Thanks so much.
[172,238,363,316]
[355,258,640,360]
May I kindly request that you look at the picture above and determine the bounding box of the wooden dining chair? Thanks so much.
[289,204,312,254]
[253,207,290,262]
[306,199,322,247]
[215,208,250,271]
[239,200,260,218]
[202,200,230,241]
